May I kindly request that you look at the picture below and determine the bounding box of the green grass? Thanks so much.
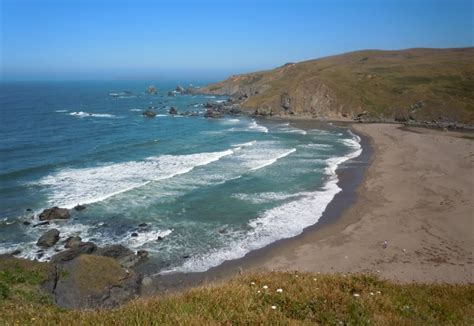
[0,265,472,325]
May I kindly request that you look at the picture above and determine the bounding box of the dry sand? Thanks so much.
[253,123,473,283]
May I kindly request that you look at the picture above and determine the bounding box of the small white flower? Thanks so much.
[353,293,360,298]
[376,291,381,295]
[369,292,374,296]
[313,278,317,281]
[263,285,268,289]
[276,288,283,293]
[271,305,277,310]
[250,282,255,285]
[257,290,261,294]
[295,275,299,278]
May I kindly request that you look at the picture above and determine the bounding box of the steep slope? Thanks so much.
[201,48,474,124]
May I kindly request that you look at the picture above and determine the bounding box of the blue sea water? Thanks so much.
[0,81,361,273]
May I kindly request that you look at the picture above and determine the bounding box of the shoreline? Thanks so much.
[144,121,473,296]
[249,123,473,284]
[141,120,373,295]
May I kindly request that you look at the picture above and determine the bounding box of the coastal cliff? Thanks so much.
[201,48,474,124]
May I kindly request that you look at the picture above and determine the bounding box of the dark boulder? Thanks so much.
[137,250,149,259]
[74,204,86,211]
[37,229,60,247]
[95,245,134,260]
[175,85,185,93]
[142,110,157,118]
[169,107,178,115]
[131,232,138,237]
[204,109,223,118]
[39,207,70,221]
[33,221,50,227]
[64,236,82,249]
[51,242,97,263]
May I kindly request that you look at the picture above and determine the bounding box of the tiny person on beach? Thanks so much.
[383,240,388,249]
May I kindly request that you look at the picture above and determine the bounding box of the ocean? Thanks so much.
[0,81,361,274]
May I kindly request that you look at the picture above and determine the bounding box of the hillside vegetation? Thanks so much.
[1,258,473,325]
[202,48,474,124]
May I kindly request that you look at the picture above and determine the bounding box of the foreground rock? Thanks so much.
[39,207,70,221]
[54,254,141,308]
[37,229,60,247]
[64,236,82,249]
[51,242,98,263]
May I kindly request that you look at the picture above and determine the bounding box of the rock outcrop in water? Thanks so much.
[145,85,158,95]
[142,110,157,117]
[39,207,70,221]
[37,229,60,247]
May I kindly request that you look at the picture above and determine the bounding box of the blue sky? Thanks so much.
[1,0,472,80]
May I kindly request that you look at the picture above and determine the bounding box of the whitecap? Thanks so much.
[123,229,173,249]
[69,111,116,118]
[232,192,301,204]
[37,149,235,208]
[160,130,362,274]
[230,119,268,133]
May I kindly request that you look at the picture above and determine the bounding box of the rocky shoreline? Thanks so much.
[4,205,153,309]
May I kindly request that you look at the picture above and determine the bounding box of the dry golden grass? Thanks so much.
[203,48,474,123]
[1,269,473,325]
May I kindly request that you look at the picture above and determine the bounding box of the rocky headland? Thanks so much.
[200,48,474,129]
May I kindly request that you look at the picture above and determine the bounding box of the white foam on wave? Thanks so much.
[123,229,173,250]
[162,130,362,274]
[248,120,269,133]
[69,111,116,118]
[38,149,235,208]
[55,109,68,113]
[276,125,307,135]
[248,148,296,171]
[230,119,268,133]
[231,140,256,148]
[232,192,302,204]
[130,108,142,112]
[221,118,241,125]
[299,143,333,150]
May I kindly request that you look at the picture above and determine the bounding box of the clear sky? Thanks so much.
[1,0,472,80]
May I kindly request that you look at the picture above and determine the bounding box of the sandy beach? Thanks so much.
[251,123,473,283]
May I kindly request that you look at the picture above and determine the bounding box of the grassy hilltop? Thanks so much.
[202,48,474,124]
[1,257,473,325]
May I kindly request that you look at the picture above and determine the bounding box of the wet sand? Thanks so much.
[253,123,473,283]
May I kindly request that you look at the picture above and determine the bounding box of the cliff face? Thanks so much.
[201,48,474,124]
